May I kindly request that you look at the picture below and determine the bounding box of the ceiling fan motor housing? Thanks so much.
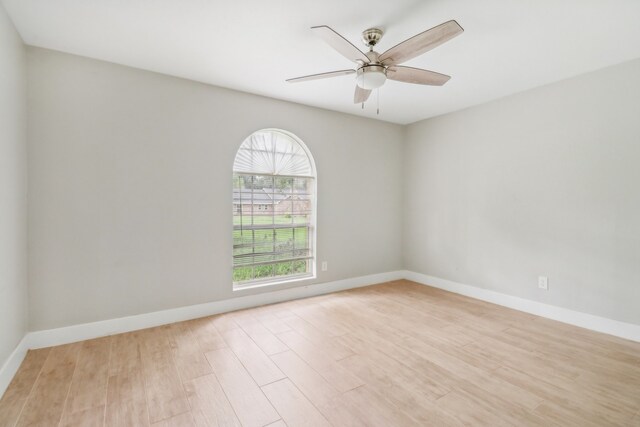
[362,28,383,47]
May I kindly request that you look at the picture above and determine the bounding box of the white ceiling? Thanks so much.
[3,0,640,124]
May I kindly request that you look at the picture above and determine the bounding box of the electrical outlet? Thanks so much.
[321,261,328,271]
[538,276,548,290]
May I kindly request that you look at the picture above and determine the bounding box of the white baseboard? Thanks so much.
[25,270,404,350]
[3,268,638,398]
[0,270,403,398]
[0,336,29,400]
[404,270,640,343]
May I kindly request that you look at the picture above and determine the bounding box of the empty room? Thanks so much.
[1,0,639,425]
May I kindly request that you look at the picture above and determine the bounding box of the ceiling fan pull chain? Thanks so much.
[377,88,380,115]
[363,68,366,108]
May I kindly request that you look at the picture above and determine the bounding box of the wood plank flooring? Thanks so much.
[1,280,639,426]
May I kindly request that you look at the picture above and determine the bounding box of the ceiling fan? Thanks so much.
[287,20,464,104]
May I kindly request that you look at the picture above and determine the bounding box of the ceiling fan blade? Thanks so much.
[386,66,451,86]
[286,69,356,83]
[311,25,370,64]
[379,20,463,66]
[354,86,371,103]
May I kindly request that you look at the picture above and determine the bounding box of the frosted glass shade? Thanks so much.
[356,66,386,90]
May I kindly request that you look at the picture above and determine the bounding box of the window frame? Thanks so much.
[232,129,317,291]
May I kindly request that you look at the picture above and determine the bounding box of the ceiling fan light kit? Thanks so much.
[356,65,386,90]
[287,20,464,109]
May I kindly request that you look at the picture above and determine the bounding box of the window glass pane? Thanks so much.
[274,176,293,191]
[233,266,253,282]
[293,260,307,274]
[273,261,294,278]
[254,264,274,279]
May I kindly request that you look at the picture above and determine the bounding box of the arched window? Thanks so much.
[232,129,316,289]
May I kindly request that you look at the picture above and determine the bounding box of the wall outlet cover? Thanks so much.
[538,276,549,290]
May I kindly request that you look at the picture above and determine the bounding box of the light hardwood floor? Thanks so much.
[1,280,639,426]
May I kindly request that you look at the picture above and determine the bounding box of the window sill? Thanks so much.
[233,273,316,292]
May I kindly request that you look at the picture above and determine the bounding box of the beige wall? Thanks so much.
[0,4,27,366]
[27,47,405,330]
[404,59,640,324]
[23,46,640,333]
